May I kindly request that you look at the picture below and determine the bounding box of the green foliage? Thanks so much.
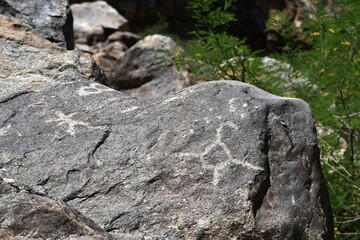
[288,1,360,238]
[178,0,360,238]
[175,0,285,94]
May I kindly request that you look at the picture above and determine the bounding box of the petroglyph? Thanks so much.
[229,97,250,112]
[0,124,11,136]
[161,96,182,105]
[203,117,211,124]
[77,82,115,96]
[229,98,238,112]
[121,106,139,114]
[45,111,103,136]
[1,177,15,183]
[178,122,264,185]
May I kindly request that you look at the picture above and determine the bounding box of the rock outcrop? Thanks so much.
[0,0,74,49]
[0,6,333,240]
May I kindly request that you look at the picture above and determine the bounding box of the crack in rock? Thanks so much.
[1,111,16,127]
[89,128,111,166]
[0,91,31,104]
[252,107,271,218]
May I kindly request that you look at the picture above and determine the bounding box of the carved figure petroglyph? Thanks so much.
[178,122,264,185]
[45,111,104,136]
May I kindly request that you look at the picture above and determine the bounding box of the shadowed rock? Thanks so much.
[0,177,112,239]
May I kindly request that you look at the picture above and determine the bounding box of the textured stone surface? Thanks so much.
[0,80,333,239]
[109,34,190,98]
[0,0,74,49]
[0,12,333,239]
[0,15,107,103]
[0,177,112,239]
[71,0,128,45]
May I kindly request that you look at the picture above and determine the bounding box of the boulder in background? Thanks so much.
[71,0,128,46]
[108,34,190,98]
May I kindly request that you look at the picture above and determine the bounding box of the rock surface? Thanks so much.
[0,0,74,49]
[0,15,107,103]
[109,34,190,99]
[71,0,128,45]
[0,177,112,239]
[0,77,334,239]
[0,10,333,240]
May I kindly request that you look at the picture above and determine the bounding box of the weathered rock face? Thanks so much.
[108,34,190,99]
[0,177,112,239]
[71,0,128,45]
[0,77,333,239]
[0,10,333,240]
[0,15,107,103]
[0,0,74,50]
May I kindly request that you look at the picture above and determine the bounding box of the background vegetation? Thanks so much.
[176,0,360,238]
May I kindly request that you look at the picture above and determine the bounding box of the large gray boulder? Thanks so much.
[0,0,74,50]
[0,14,333,240]
[109,34,190,99]
[0,79,333,239]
